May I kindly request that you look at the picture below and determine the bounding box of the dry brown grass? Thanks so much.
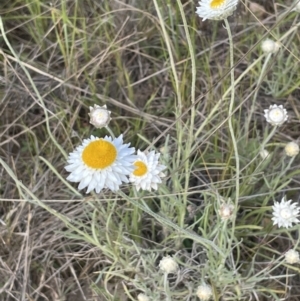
[1,0,300,300]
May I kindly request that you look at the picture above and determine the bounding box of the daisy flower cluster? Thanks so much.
[195,1,300,294]
[62,4,300,301]
[65,105,166,194]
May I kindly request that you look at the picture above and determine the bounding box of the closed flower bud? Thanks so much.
[137,293,150,301]
[88,104,111,128]
[218,203,235,220]
[259,149,270,160]
[285,249,300,264]
[261,39,280,54]
[159,256,179,274]
[284,141,299,157]
[196,284,213,301]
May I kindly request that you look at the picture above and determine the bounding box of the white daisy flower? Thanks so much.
[159,256,179,274]
[196,0,239,21]
[261,39,281,54]
[130,150,166,191]
[264,104,288,126]
[284,141,299,157]
[196,283,213,301]
[65,135,136,193]
[285,249,300,264]
[88,104,111,128]
[272,197,300,228]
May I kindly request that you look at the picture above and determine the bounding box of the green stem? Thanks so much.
[260,126,277,152]
[132,188,141,242]
[176,0,197,226]
[193,55,264,141]
[246,53,272,133]
[105,126,116,139]
[117,190,224,255]
[236,126,277,174]
[153,0,183,165]
[163,273,171,301]
[224,19,239,208]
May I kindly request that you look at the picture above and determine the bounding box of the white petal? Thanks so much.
[65,134,137,193]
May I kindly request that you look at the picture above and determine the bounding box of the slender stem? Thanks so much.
[105,126,115,139]
[224,19,240,208]
[277,156,295,181]
[236,126,277,173]
[132,187,141,242]
[260,126,277,152]
[163,273,171,301]
[246,53,272,133]
[153,0,183,165]
[176,0,197,226]
[193,55,264,140]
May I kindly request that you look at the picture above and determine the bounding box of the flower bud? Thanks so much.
[261,39,280,54]
[284,141,299,157]
[218,203,235,220]
[88,104,111,128]
[159,256,179,274]
[196,284,213,301]
[285,249,300,264]
[137,293,150,301]
[259,149,270,160]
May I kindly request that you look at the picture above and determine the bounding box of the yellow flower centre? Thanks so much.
[82,140,117,169]
[210,0,226,8]
[133,161,148,177]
